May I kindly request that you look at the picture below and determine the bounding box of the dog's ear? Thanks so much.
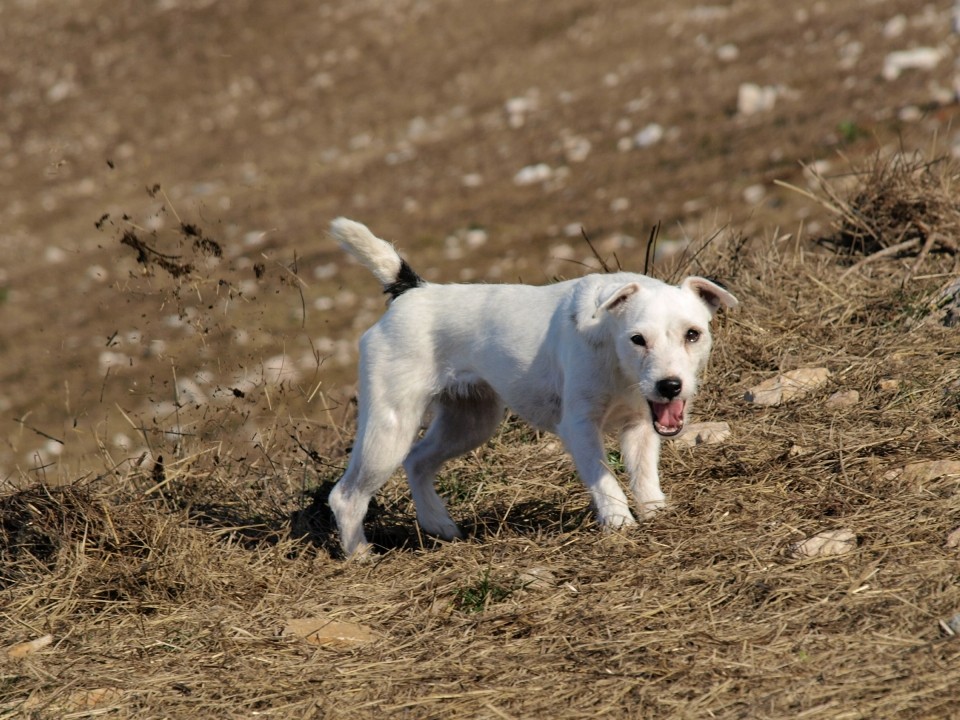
[682,276,739,315]
[594,282,642,317]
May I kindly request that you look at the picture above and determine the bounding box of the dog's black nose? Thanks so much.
[657,377,682,399]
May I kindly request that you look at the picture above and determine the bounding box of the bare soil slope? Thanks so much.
[1,0,958,474]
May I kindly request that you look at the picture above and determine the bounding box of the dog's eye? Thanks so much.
[630,334,646,347]
[685,329,701,343]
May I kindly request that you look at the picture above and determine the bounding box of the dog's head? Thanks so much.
[596,276,738,436]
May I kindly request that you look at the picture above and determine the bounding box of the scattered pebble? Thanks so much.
[883,14,908,38]
[789,529,857,559]
[60,688,123,712]
[945,527,960,549]
[742,184,766,205]
[86,265,109,282]
[515,565,558,591]
[263,354,299,384]
[939,612,960,636]
[45,246,67,263]
[313,262,337,280]
[882,47,944,81]
[634,123,664,148]
[883,460,960,484]
[514,163,553,186]
[716,43,740,62]
[744,368,831,406]
[46,79,78,103]
[738,83,778,116]
[825,389,859,409]
[283,617,378,648]
[464,228,488,248]
[898,105,923,122]
[878,378,900,393]
[6,634,54,659]
[505,94,538,128]
[673,421,731,447]
[176,378,207,406]
[563,135,592,163]
[243,230,268,246]
[99,350,132,374]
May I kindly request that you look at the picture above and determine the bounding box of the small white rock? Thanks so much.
[737,83,777,116]
[99,351,131,374]
[313,262,337,280]
[789,529,857,559]
[883,47,944,81]
[825,389,859,409]
[744,368,832,406]
[176,378,207,406]
[634,123,664,148]
[515,565,557,591]
[465,228,488,248]
[563,135,592,163]
[45,246,67,263]
[898,105,923,122]
[672,421,731,447]
[883,14,907,39]
[86,265,109,282]
[742,184,766,205]
[716,43,740,62]
[513,163,553,186]
[946,527,960,549]
[263,355,300,384]
[883,460,960,484]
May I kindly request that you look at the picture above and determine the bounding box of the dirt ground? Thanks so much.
[2,0,960,717]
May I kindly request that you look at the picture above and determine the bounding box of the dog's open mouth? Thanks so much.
[649,399,685,436]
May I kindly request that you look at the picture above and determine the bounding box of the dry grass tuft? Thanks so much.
[2,217,960,717]
[783,151,960,281]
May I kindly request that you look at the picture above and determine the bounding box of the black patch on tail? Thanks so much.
[384,259,424,299]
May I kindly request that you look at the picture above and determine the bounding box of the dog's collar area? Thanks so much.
[649,399,685,436]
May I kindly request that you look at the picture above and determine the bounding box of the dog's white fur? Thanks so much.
[328,218,738,557]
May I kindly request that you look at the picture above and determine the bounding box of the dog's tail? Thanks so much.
[330,217,424,299]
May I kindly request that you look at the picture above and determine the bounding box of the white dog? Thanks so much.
[327,218,738,557]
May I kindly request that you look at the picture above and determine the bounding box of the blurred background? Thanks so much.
[0,0,956,478]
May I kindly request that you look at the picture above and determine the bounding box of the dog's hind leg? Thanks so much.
[403,391,504,541]
[329,391,429,558]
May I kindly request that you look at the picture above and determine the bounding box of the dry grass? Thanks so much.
[790,150,960,281]
[3,164,960,718]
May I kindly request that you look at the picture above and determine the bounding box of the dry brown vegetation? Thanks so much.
[3,155,960,718]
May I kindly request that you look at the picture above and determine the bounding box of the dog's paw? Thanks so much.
[344,541,376,563]
[417,514,464,542]
[598,510,638,529]
[637,496,667,520]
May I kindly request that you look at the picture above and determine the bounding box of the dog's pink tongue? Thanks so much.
[652,399,685,429]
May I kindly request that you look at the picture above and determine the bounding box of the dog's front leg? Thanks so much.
[557,414,636,528]
[620,421,665,519]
